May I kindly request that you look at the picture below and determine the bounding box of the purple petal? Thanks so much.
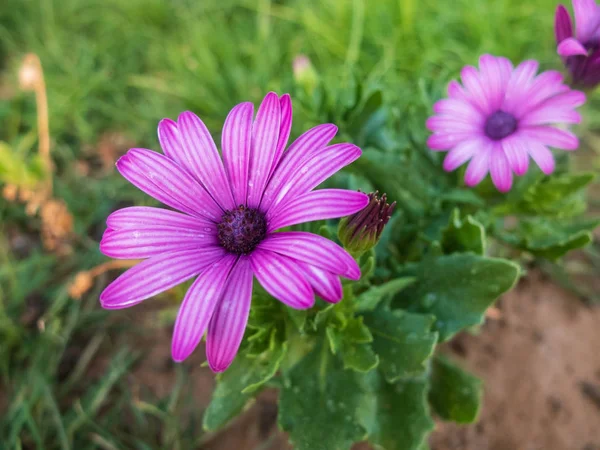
[460,66,490,113]
[258,231,360,280]
[490,144,513,193]
[574,0,600,42]
[100,226,218,259]
[267,189,369,232]
[171,254,237,362]
[503,60,539,112]
[177,111,235,210]
[442,138,481,172]
[526,140,556,174]
[250,249,315,309]
[479,55,513,110]
[116,148,222,221]
[557,37,588,56]
[106,206,213,231]
[427,132,478,150]
[157,118,181,161]
[464,140,493,187]
[297,262,343,304]
[432,99,484,122]
[206,257,253,372]
[519,90,586,126]
[447,80,469,101]
[100,248,226,309]
[501,136,529,176]
[426,116,481,133]
[266,143,362,209]
[555,5,574,43]
[247,92,281,208]
[519,126,579,150]
[222,102,254,206]
[513,71,569,118]
[260,124,338,211]
[270,94,293,178]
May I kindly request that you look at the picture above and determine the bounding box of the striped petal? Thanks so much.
[267,189,369,232]
[251,249,314,309]
[501,136,529,176]
[574,0,600,42]
[106,206,213,231]
[258,231,360,280]
[100,248,226,309]
[206,257,253,372]
[527,141,556,174]
[490,144,513,193]
[520,126,579,150]
[267,143,362,210]
[100,226,218,259]
[177,111,235,210]
[222,102,254,206]
[116,148,222,221]
[460,66,490,113]
[298,262,343,304]
[442,139,481,172]
[247,92,281,208]
[503,60,539,112]
[171,255,237,362]
[464,140,493,187]
[270,94,293,178]
[260,124,338,211]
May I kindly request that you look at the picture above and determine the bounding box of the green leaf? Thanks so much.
[429,356,482,424]
[356,277,417,312]
[441,209,486,255]
[203,343,286,431]
[364,307,437,382]
[361,372,434,450]
[279,345,368,450]
[396,253,520,341]
[340,343,379,372]
[498,172,595,218]
[501,217,600,260]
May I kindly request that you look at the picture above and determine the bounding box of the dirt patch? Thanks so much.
[125,271,600,450]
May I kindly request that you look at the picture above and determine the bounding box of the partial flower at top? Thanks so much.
[555,0,600,87]
[427,55,586,192]
[99,92,368,372]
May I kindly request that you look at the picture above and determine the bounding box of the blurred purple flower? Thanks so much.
[99,92,368,371]
[555,0,600,87]
[427,55,585,192]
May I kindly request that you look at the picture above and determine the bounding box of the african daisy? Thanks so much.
[427,54,586,192]
[100,92,368,372]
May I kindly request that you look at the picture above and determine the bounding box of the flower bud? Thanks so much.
[293,54,318,94]
[338,192,395,255]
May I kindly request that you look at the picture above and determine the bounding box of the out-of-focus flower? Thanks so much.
[427,54,585,192]
[99,92,368,372]
[338,192,395,255]
[555,0,600,87]
[293,54,318,94]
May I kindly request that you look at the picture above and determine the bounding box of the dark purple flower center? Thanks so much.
[484,110,518,141]
[218,205,267,255]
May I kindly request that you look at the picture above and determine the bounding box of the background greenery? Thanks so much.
[1,0,598,449]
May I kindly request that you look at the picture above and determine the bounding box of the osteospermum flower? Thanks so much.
[555,0,600,87]
[100,92,368,371]
[427,55,586,192]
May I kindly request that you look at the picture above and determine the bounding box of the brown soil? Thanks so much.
[127,271,600,450]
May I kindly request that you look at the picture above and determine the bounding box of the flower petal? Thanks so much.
[100,226,218,259]
[250,249,314,309]
[116,148,222,221]
[432,99,482,122]
[260,124,338,211]
[464,140,493,187]
[427,132,477,150]
[519,126,579,150]
[106,206,213,231]
[479,55,513,110]
[222,102,254,206]
[513,71,568,118]
[258,231,360,280]
[526,141,556,174]
[503,60,539,112]
[557,37,588,57]
[460,66,490,113]
[171,255,237,362]
[555,4,573,43]
[297,262,343,304]
[574,0,600,42]
[247,92,281,208]
[157,118,181,161]
[519,90,585,126]
[177,111,235,210]
[100,247,226,309]
[442,138,481,171]
[267,189,369,232]
[206,257,253,372]
[490,144,513,192]
[267,143,362,209]
[270,94,293,178]
[501,136,529,176]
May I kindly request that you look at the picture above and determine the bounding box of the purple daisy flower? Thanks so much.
[427,55,585,192]
[555,0,600,87]
[99,92,368,372]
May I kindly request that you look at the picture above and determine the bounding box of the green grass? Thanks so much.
[0,0,592,448]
